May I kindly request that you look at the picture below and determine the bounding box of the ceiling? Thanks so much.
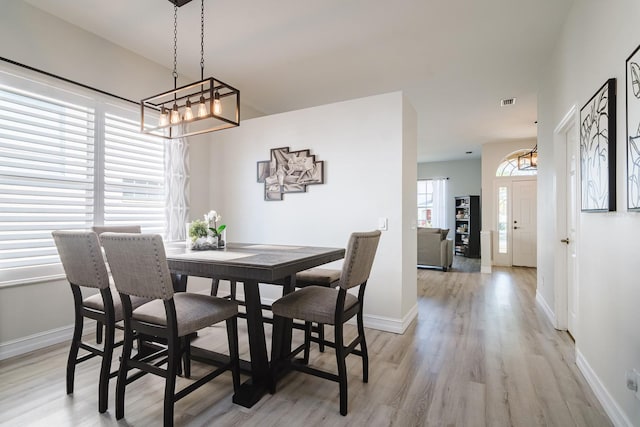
[23,0,574,162]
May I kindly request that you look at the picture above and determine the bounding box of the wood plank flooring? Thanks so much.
[0,258,611,426]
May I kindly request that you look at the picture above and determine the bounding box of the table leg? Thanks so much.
[232,279,269,407]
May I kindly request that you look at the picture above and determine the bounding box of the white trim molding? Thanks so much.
[576,349,634,427]
[0,320,95,361]
[535,291,557,329]
[362,303,418,334]
[262,295,418,335]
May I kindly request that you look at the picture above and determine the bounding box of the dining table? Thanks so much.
[165,242,345,408]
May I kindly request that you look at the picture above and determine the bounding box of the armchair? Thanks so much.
[417,227,453,271]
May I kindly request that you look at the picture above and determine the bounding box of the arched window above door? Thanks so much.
[495,149,538,177]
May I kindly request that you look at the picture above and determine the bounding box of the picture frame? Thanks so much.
[580,78,616,212]
[626,44,640,210]
[257,146,325,201]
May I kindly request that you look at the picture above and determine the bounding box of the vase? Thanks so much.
[185,222,193,249]
[217,229,226,249]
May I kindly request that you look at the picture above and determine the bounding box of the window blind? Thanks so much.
[0,84,95,277]
[0,66,167,286]
[104,111,165,235]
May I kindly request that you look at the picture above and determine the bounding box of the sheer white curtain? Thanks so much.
[165,133,190,241]
[431,178,448,229]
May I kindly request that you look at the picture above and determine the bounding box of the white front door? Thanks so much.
[512,180,537,267]
[566,125,579,337]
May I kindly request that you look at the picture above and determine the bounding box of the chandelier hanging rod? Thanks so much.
[140,0,240,139]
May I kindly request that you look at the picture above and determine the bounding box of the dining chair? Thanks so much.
[92,224,142,236]
[52,230,147,413]
[270,230,381,415]
[91,224,141,344]
[294,268,341,352]
[100,233,240,426]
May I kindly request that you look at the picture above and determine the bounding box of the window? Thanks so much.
[0,67,166,285]
[417,178,447,228]
[417,180,433,227]
[496,150,538,177]
[497,186,508,253]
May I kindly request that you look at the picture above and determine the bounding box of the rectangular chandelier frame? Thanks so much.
[141,77,240,139]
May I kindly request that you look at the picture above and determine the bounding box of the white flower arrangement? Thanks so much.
[188,210,226,250]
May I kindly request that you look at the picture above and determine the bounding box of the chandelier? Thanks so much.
[517,145,538,170]
[141,0,240,139]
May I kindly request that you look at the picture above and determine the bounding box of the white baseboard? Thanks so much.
[576,349,634,427]
[0,320,96,361]
[261,295,416,335]
[481,265,492,274]
[362,302,418,334]
[535,291,557,329]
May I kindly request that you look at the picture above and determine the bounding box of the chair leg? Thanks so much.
[182,336,191,379]
[115,325,134,420]
[66,308,83,395]
[96,321,103,344]
[317,322,325,352]
[270,315,285,394]
[303,321,312,364]
[226,317,241,392]
[335,321,348,416]
[98,320,115,413]
[357,308,369,383]
[164,338,178,427]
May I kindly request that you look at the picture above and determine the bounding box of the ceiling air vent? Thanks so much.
[500,98,516,107]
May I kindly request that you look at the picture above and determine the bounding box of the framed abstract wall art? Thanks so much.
[580,78,616,212]
[626,44,640,210]
[256,147,325,201]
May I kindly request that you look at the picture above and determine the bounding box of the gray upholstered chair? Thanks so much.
[270,230,381,416]
[92,224,142,236]
[91,224,141,344]
[52,230,146,413]
[294,267,341,352]
[100,233,240,426]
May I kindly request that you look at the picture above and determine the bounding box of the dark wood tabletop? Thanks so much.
[165,242,345,408]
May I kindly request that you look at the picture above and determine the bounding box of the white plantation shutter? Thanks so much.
[0,66,168,286]
[0,81,95,282]
[104,109,165,235]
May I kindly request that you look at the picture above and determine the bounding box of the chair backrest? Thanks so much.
[100,233,174,300]
[339,230,381,290]
[52,231,110,289]
[92,225,142,235]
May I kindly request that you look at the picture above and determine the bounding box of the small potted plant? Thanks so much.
[187,210,226,250]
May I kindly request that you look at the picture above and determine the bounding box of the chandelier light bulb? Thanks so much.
[213,90,222,115]
[198,96,208,118]
[170,103,180,124]
[159,107,169,127]
[183,100,194,121]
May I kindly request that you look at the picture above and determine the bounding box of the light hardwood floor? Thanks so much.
[0,258,611,426]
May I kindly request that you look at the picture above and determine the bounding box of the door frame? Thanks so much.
[553,105,579,331]
[492,176,537,266]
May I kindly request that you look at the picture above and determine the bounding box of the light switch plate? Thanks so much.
[378,217,388,231]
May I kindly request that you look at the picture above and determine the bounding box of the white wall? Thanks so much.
[191,92,418,332]
[537,0,640,425]
[417,158,482,236]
